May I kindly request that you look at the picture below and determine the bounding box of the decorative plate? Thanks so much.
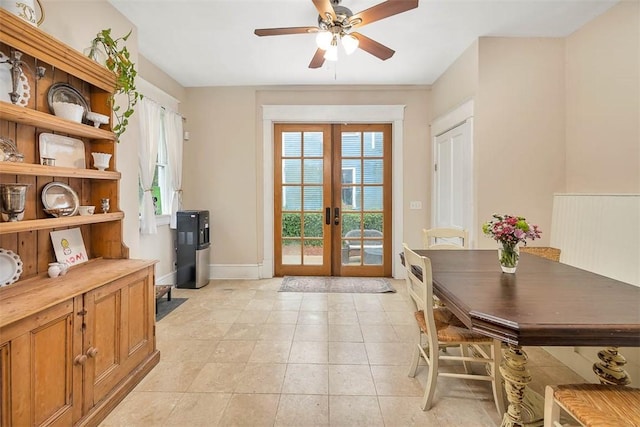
[47,82,89,124]
[0,50,31,107]
[39,133,86,168]
[0,248,23,286]
[41,182,80,217]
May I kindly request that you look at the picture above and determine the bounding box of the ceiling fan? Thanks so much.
[254,0,419,69]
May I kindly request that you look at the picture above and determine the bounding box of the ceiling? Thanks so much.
[108,0,617,88]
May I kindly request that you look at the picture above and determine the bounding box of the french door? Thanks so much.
[274,123,392,277]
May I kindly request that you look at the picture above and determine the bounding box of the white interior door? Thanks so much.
[432,120,474,245]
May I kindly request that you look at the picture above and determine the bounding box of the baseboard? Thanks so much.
[162,263,405,281]
[209,263,262,279]
[156,270,176,285]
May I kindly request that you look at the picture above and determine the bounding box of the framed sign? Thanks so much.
[50,228,88,266]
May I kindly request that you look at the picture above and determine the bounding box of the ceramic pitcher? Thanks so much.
[1,0,44,26]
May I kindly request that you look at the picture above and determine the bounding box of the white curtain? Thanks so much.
[138,97,162,234]
[164,111,184,229]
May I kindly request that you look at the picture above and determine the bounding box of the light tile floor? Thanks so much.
[100,278,587,427]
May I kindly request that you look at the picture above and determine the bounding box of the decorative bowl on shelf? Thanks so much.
[43,207,76,218]
[86,111,110,128]
[51,101,84,123]
[91,152,112,171]
[78,205,95,216]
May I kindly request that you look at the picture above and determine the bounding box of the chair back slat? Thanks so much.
[423,228,469,249]
[403,244,437,338]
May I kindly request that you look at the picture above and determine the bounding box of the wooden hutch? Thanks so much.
[0,10,159,426]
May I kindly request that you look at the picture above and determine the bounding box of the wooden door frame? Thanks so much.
[261,105,406,279]
[273,123,392,277]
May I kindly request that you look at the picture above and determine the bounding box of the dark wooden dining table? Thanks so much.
[410,249,640,427]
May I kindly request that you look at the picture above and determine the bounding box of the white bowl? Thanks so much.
[86,111,110,128]
[78,205,95,216]
[91,152,112,171]
[51,101,84,123]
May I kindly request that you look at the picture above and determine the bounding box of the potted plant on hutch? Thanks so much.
[84,28,141,140]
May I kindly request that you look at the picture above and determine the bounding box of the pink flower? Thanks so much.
[482,214,541,245]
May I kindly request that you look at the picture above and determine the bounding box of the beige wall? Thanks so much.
[431,40,478,119]
[182,86,431,269]
[431,37,565,248]
[475,37,566,248]
[138,54,186,105]
[565,0,640,193]
[182,87,259,265]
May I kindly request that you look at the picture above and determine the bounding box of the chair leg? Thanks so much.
[460,344,471,373]
[408,331,421,378]
[490,339,506,416]
[543,386,560,427]
[421,338,439,411]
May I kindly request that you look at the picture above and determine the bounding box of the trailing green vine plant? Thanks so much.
[86,29,142,140]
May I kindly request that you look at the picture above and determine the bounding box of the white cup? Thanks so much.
[78,205,95,216]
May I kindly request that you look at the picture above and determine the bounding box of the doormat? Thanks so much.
[156,298,188,321]
[279,276,396,293]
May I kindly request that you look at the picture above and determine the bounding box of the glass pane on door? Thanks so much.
[340,129,385,267]
[279,130,325,267]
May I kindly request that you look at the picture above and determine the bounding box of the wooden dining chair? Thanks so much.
[422,227,469,250]
[544,383,640,427]
[421,227,469,310]
[520,246,561,262]
[402,243,505,414]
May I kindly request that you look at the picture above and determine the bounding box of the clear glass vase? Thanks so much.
[83,42,106,65]
[498,242,519,273]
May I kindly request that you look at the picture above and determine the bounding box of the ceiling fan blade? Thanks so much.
[350,0,419,28]
[309,48,326,69]
[351,33,395,60]
[312,0,336,21]
[254,26,318,36]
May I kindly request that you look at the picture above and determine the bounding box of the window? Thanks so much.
[139,109,171,217]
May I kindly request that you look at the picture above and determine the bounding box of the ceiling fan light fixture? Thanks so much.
[341,33,359,55]
[324,42,338,61]
[315,31,333,50]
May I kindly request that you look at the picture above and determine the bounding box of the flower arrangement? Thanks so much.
[482,214,541,272]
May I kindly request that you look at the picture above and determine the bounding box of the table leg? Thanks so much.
[500,344,532,427]
[593,347,631,385]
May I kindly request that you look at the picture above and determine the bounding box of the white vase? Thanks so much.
[47,262,61,278]
[91,152,112,171]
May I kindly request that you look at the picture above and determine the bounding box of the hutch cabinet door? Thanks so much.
[0,299,83,426]
[83,267,154,410]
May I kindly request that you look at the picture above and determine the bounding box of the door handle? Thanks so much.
[325,207,331,225]
[334,207,340,225]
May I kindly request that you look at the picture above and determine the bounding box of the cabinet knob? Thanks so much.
[74,354,87,365]
[86,347,99,358]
